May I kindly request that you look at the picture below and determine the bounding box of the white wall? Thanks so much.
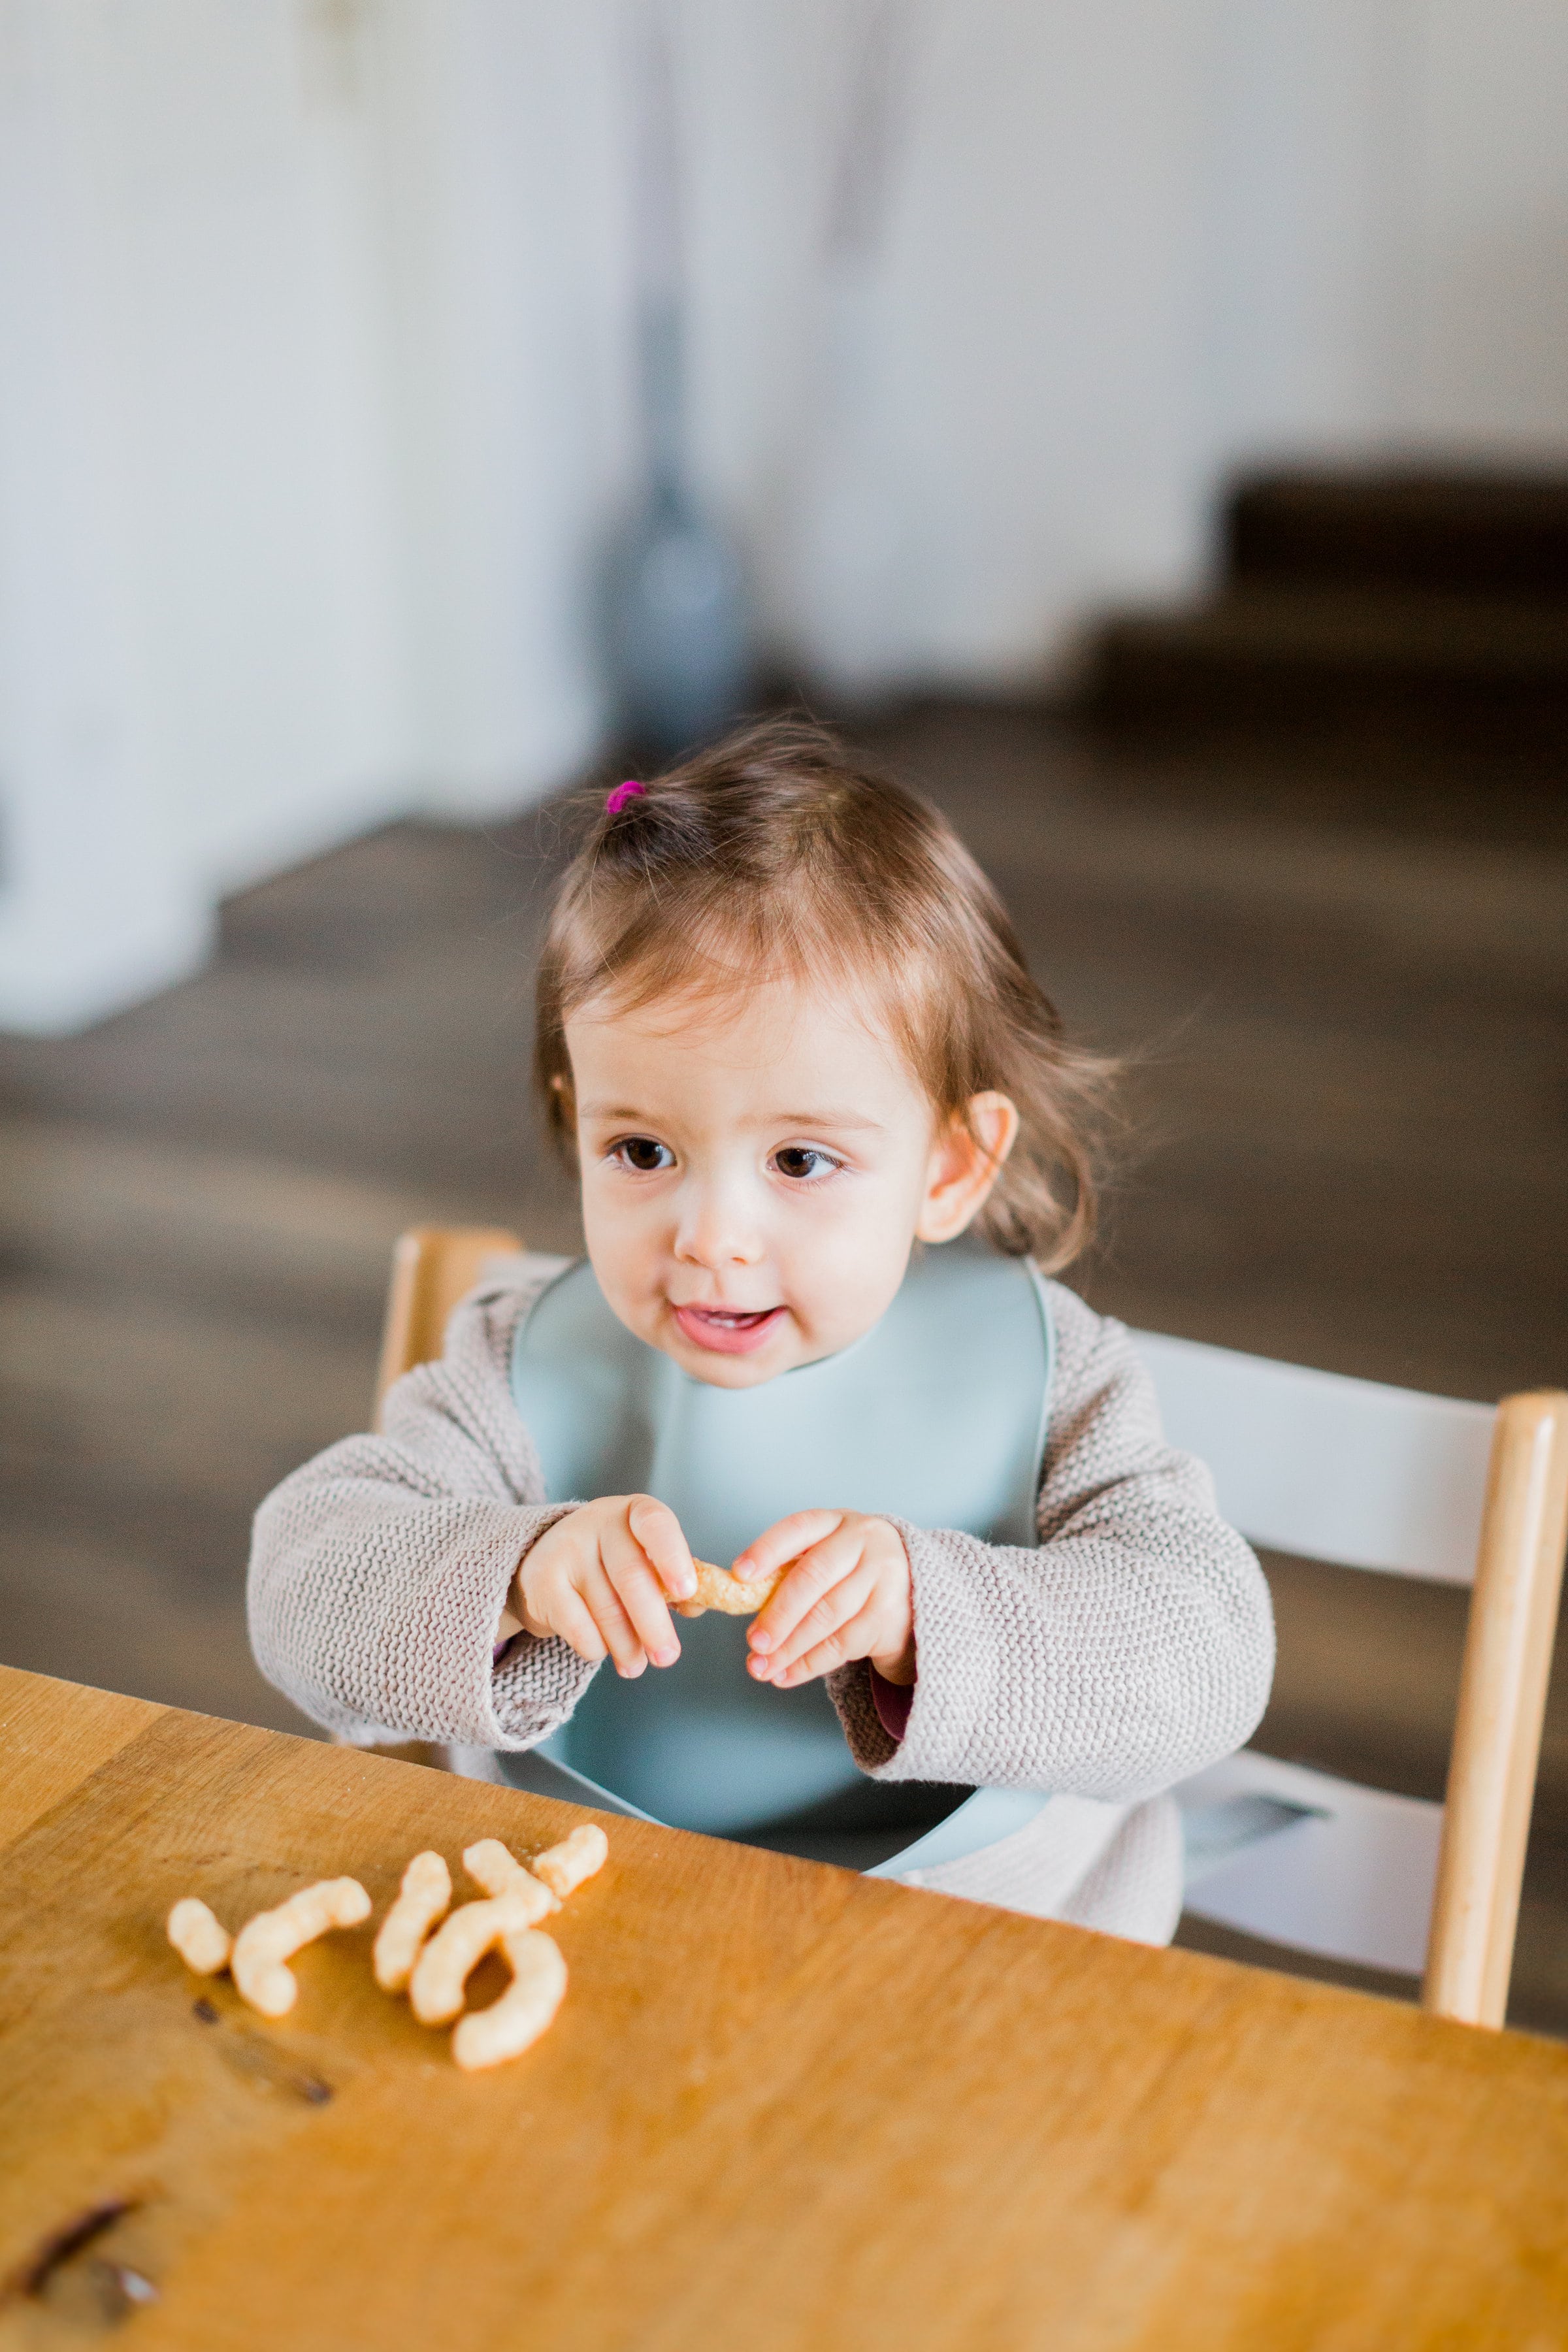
[1199,0,1411,470]
[1407,0,1568,448]
[715,1,1218,687]
[0,1,211,1028]
[689,0,1568,679]
[0,0,410,1026]
[369,0,632,813]
[1,0,1565,1030]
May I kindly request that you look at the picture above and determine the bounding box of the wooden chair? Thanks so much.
[357,1226,526,1773]
[374,1224,525,1426]
[375,1227,1568,2029]
[1135,1330,1568,2030]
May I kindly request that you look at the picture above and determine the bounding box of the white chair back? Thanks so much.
[1130,1330,1495,1583]
[1128,1330,1502,1986]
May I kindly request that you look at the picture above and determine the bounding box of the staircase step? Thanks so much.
[1228,470,1568,602]
[1085,586,1568,747]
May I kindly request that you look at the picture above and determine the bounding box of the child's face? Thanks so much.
[566,978,1016,1388]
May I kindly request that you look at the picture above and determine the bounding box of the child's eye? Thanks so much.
[612,1137,675,1174]
[771,1146,840,1183]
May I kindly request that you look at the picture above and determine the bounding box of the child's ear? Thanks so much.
[916,1092,1019,1243]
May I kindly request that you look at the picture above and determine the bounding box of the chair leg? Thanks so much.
[1423,1391,1568,2028]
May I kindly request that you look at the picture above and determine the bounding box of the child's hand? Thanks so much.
[514,1497,697,1676]
[734,1512,915,1690]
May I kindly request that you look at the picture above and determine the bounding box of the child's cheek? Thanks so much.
[581,1198,663,1330]
[784,1197,913,1347]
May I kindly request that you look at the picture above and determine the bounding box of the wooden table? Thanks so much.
[3,1665,1566,2351]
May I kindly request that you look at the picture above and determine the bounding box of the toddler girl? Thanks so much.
[250,719,1272,1943]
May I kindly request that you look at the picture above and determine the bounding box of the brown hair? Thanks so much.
[534,717,1114,1270]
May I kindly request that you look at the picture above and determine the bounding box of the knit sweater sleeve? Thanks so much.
[827,1283,1275,1800]
[247,1278,598,1750]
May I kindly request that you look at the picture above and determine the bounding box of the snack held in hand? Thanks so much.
[372,1850,453,1992]
[451,1929,567,2073]
[684,1558,787,1617]
[231,1878,372,2019]
[167,1896,233,1976]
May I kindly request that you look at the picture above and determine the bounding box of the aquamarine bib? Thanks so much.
[510,1237,1053,1834]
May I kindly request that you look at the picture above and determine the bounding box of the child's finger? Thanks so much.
[749,1525,861,1654]
[579,1563,649,1678]
[625,1495,697,1603]
[752,1553,875,1674]
[764,1595,882,1690]
[732,1509,845,1585]
[601,1516,682,1668]
[547,1586,609,1667]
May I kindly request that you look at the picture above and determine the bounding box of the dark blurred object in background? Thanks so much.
[604,470,753,762]
[604,1,753,757]
[1083,467,1568,762]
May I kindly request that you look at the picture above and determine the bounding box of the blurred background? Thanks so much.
[1,1,1564,2023]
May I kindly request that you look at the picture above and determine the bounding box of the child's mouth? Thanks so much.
[672,1303,786,1356]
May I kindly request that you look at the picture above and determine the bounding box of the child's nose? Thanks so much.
[674,1184,765,1269]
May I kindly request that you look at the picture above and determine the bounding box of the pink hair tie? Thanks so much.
[605,779,644,815]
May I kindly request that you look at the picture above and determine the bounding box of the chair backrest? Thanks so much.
[374,1224,523,1424]
[1129,1330,1495,1584]
[1130,1327,1568,2031]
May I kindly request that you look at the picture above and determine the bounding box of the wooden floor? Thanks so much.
[2,702,1565,2030]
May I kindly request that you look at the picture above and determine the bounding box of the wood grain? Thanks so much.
[0,1669,163,1847]
[3,1666,1567,2351]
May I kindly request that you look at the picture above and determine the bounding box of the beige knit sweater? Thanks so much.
[248,1264,1273,1944]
